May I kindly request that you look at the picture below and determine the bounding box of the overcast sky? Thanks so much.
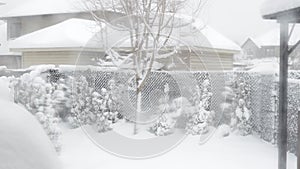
[203,0,278,45]
[1,0,278,45]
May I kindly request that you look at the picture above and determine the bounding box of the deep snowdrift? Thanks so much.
[0,77,61,169]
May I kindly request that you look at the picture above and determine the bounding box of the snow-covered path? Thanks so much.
[59,126,297,169]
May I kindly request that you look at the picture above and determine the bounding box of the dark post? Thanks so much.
[298,109,300,169]
[278,22,289,169]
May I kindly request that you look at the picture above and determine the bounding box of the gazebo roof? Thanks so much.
[261,0,300,22]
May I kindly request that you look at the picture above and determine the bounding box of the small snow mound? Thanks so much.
[0,100,62,169]
[214,124,230,138]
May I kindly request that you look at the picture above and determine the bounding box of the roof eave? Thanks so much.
[262,7,300,23]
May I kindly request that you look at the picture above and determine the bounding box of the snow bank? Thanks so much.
[0,77,11,101]
[0,100,62,169]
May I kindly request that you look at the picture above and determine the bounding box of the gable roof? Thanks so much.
[241,38,261,48]
[9,17,240,52]
[9,18,99,50]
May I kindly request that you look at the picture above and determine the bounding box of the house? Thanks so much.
[0,1,21,69]
[0,0,123,40]
[0,22,21,69]
[241,25,300,60]
[0,0,240,71]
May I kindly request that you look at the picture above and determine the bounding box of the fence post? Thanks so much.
[278,21,289,169]
[298,109,300,169]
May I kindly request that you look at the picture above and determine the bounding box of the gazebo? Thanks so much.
[261,1,300,169]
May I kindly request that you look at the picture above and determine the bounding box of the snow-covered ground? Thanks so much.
[59,124,297,169]
[0,76,297,169]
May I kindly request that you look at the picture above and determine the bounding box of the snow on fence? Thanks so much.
[8,68,300,154]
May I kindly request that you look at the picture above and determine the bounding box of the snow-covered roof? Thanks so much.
[242,38,262,48]
[200,26,240,51]
[0,0,88,18]
[253,25,300,46]
[9,18,100,50]
[9,17,240,52]
[261,0,300,17]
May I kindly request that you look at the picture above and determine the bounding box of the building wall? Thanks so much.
[23,51,79,68]
[241,39,260,59]
[156,49,234,71]
[260,46,280,58]
[22,49,234,71]
[0,55,21,69]
[22,50,103,68]
[190,50,233,71]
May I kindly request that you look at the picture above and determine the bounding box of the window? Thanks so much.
[246,49,253,56]
[266,48,275,57]
[8,21,21,40]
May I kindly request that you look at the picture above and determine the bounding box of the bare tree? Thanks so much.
[83,0,204,134]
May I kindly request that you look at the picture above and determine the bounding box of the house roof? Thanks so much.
[0,0,92,18]
[9,17,240,52]
[252,25,300,47]
[261,0,300,20]
[241,37,262,48]
[9,18,100,50]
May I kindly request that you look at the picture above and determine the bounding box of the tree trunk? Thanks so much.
[133,88,142,135]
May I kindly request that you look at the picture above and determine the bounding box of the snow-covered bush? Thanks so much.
[150,115,173,136]
[49,74,73,121]
[286,82,300,154]
[149,84,186,136]
[70,75,91,127]
[229,74,252,136]
[186,79,214,135]
[149,83,173,136]
[95,85,121,133]
[70,75,122,132]
[9,70,63,153]
[35,112,61,153]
